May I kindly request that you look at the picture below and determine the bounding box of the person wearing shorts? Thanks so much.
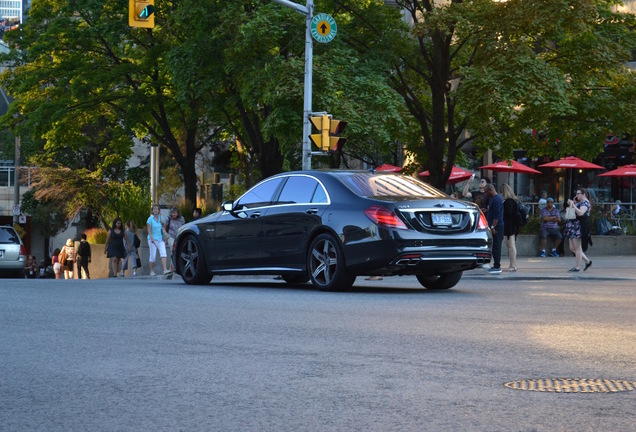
[146,204,169,276]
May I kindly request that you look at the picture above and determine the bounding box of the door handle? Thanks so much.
[306,208,318,215]
[250,211,261,218]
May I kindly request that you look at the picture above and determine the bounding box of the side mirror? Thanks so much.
[222,200,234,212]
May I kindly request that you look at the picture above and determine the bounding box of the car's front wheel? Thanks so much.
[176,235,212,285]
[308,233,355,291]
[416,271,462,290]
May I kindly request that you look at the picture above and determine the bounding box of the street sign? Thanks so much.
[311,13,337,43]
[12,204,20,216]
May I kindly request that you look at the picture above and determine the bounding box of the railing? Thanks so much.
[0,166,34,188]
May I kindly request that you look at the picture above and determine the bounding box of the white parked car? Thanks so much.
[0,225,26,278]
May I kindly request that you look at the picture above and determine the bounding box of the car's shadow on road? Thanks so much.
[191,278,475,295]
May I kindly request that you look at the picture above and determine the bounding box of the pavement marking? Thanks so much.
[504,378,636,393]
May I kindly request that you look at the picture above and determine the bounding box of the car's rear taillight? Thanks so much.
[364,206,408,230]
[477,212,489,230]
[20,244,26,256]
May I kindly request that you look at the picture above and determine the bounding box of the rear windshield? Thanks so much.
[337,173,444,198]
[0,227,20,244]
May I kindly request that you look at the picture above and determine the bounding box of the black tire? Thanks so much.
[176,235,212,285]
[282,275,309,284]
[416,271,462,290]
[308,233,355,291]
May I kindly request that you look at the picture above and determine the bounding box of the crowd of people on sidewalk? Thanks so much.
[461,176,596,275]
[24,204,203,279]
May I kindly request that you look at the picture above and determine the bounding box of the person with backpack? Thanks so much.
[500,183,519,272]
[539,197,562,257]
[76,233,92,279]
[122,221,138,277]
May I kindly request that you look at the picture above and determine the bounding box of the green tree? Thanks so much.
[341,0,636,188]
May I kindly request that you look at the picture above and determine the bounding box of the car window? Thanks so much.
[0,227,20,244]
[237,177,284,209]
[277,176,327,204]
[338,173,444,198]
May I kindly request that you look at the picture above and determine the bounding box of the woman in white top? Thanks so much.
[146,205,169,276]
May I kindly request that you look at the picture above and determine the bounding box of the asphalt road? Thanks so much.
[1,276,635,431]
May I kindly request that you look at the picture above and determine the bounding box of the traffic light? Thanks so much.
[309,114,347,153]
[328,118,347,152]
[129,0,155,28]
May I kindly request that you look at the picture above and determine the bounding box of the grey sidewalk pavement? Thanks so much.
[463,255,636,281]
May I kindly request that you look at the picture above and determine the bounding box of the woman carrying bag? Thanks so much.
[564,188,592,272]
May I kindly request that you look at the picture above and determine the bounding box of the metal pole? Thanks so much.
[150,144,159,204]
[271,0,313,170]
[302,0,314,170]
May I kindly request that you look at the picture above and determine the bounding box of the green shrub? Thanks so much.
[84,227,108,244]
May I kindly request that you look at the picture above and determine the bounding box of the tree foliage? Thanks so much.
[383,0,636,188]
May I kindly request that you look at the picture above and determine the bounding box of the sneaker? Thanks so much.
[133,271,137,276]
[163,270,172,275]
[550,250,559,257]
[486,267,502,274]
[584,260,592,271]
[150,271,156,276]
[119,271,124,277]
[540,250,546,257]
[568,267,580,272]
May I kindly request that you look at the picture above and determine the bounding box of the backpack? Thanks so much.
[516,202,530,226]
[134,233,141,249]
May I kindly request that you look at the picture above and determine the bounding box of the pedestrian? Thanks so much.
[462,176,491,213]
[76,233,92,279]
[500,183,519,272]
[104,217,127,277]
[539,197,562,257]
[59,238,76,279]
[538,191,548,210]
[192,207,202,221]
[147,204,170,276]
[484,183,504,274]
[165,206,185,271]
[25,254,39,279]
[564,188,592,272]
[52,248,62,279]
[122,221,138,277]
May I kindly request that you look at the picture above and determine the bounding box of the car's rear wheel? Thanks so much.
[308,233,355,291]
[176,235,212,285]
[416,271,462,290]
[282,275,309,284]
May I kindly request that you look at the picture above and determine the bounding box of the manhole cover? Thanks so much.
[504,378,636,393]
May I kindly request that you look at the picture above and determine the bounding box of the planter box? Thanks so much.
[509,234,636,257]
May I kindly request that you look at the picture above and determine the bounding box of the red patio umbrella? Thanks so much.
[538,156,605,197]
[418,165,473,184]
[538,156,605,170]
[375,164,402,172]
[479,160,541,175]
[598,164,636,203]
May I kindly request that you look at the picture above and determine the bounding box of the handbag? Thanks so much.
[565,207,576,220]
[161,227,170,242]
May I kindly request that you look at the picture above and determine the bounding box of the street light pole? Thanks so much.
[271,0,314,170]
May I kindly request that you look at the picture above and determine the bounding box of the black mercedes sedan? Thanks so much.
[173,170,492,290]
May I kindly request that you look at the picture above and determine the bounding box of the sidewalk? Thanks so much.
[463,255,636,281]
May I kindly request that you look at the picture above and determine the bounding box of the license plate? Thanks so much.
[432,213,452,226]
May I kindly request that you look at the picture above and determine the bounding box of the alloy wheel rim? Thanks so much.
[180,239,199,279]
[311,239,337,286]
